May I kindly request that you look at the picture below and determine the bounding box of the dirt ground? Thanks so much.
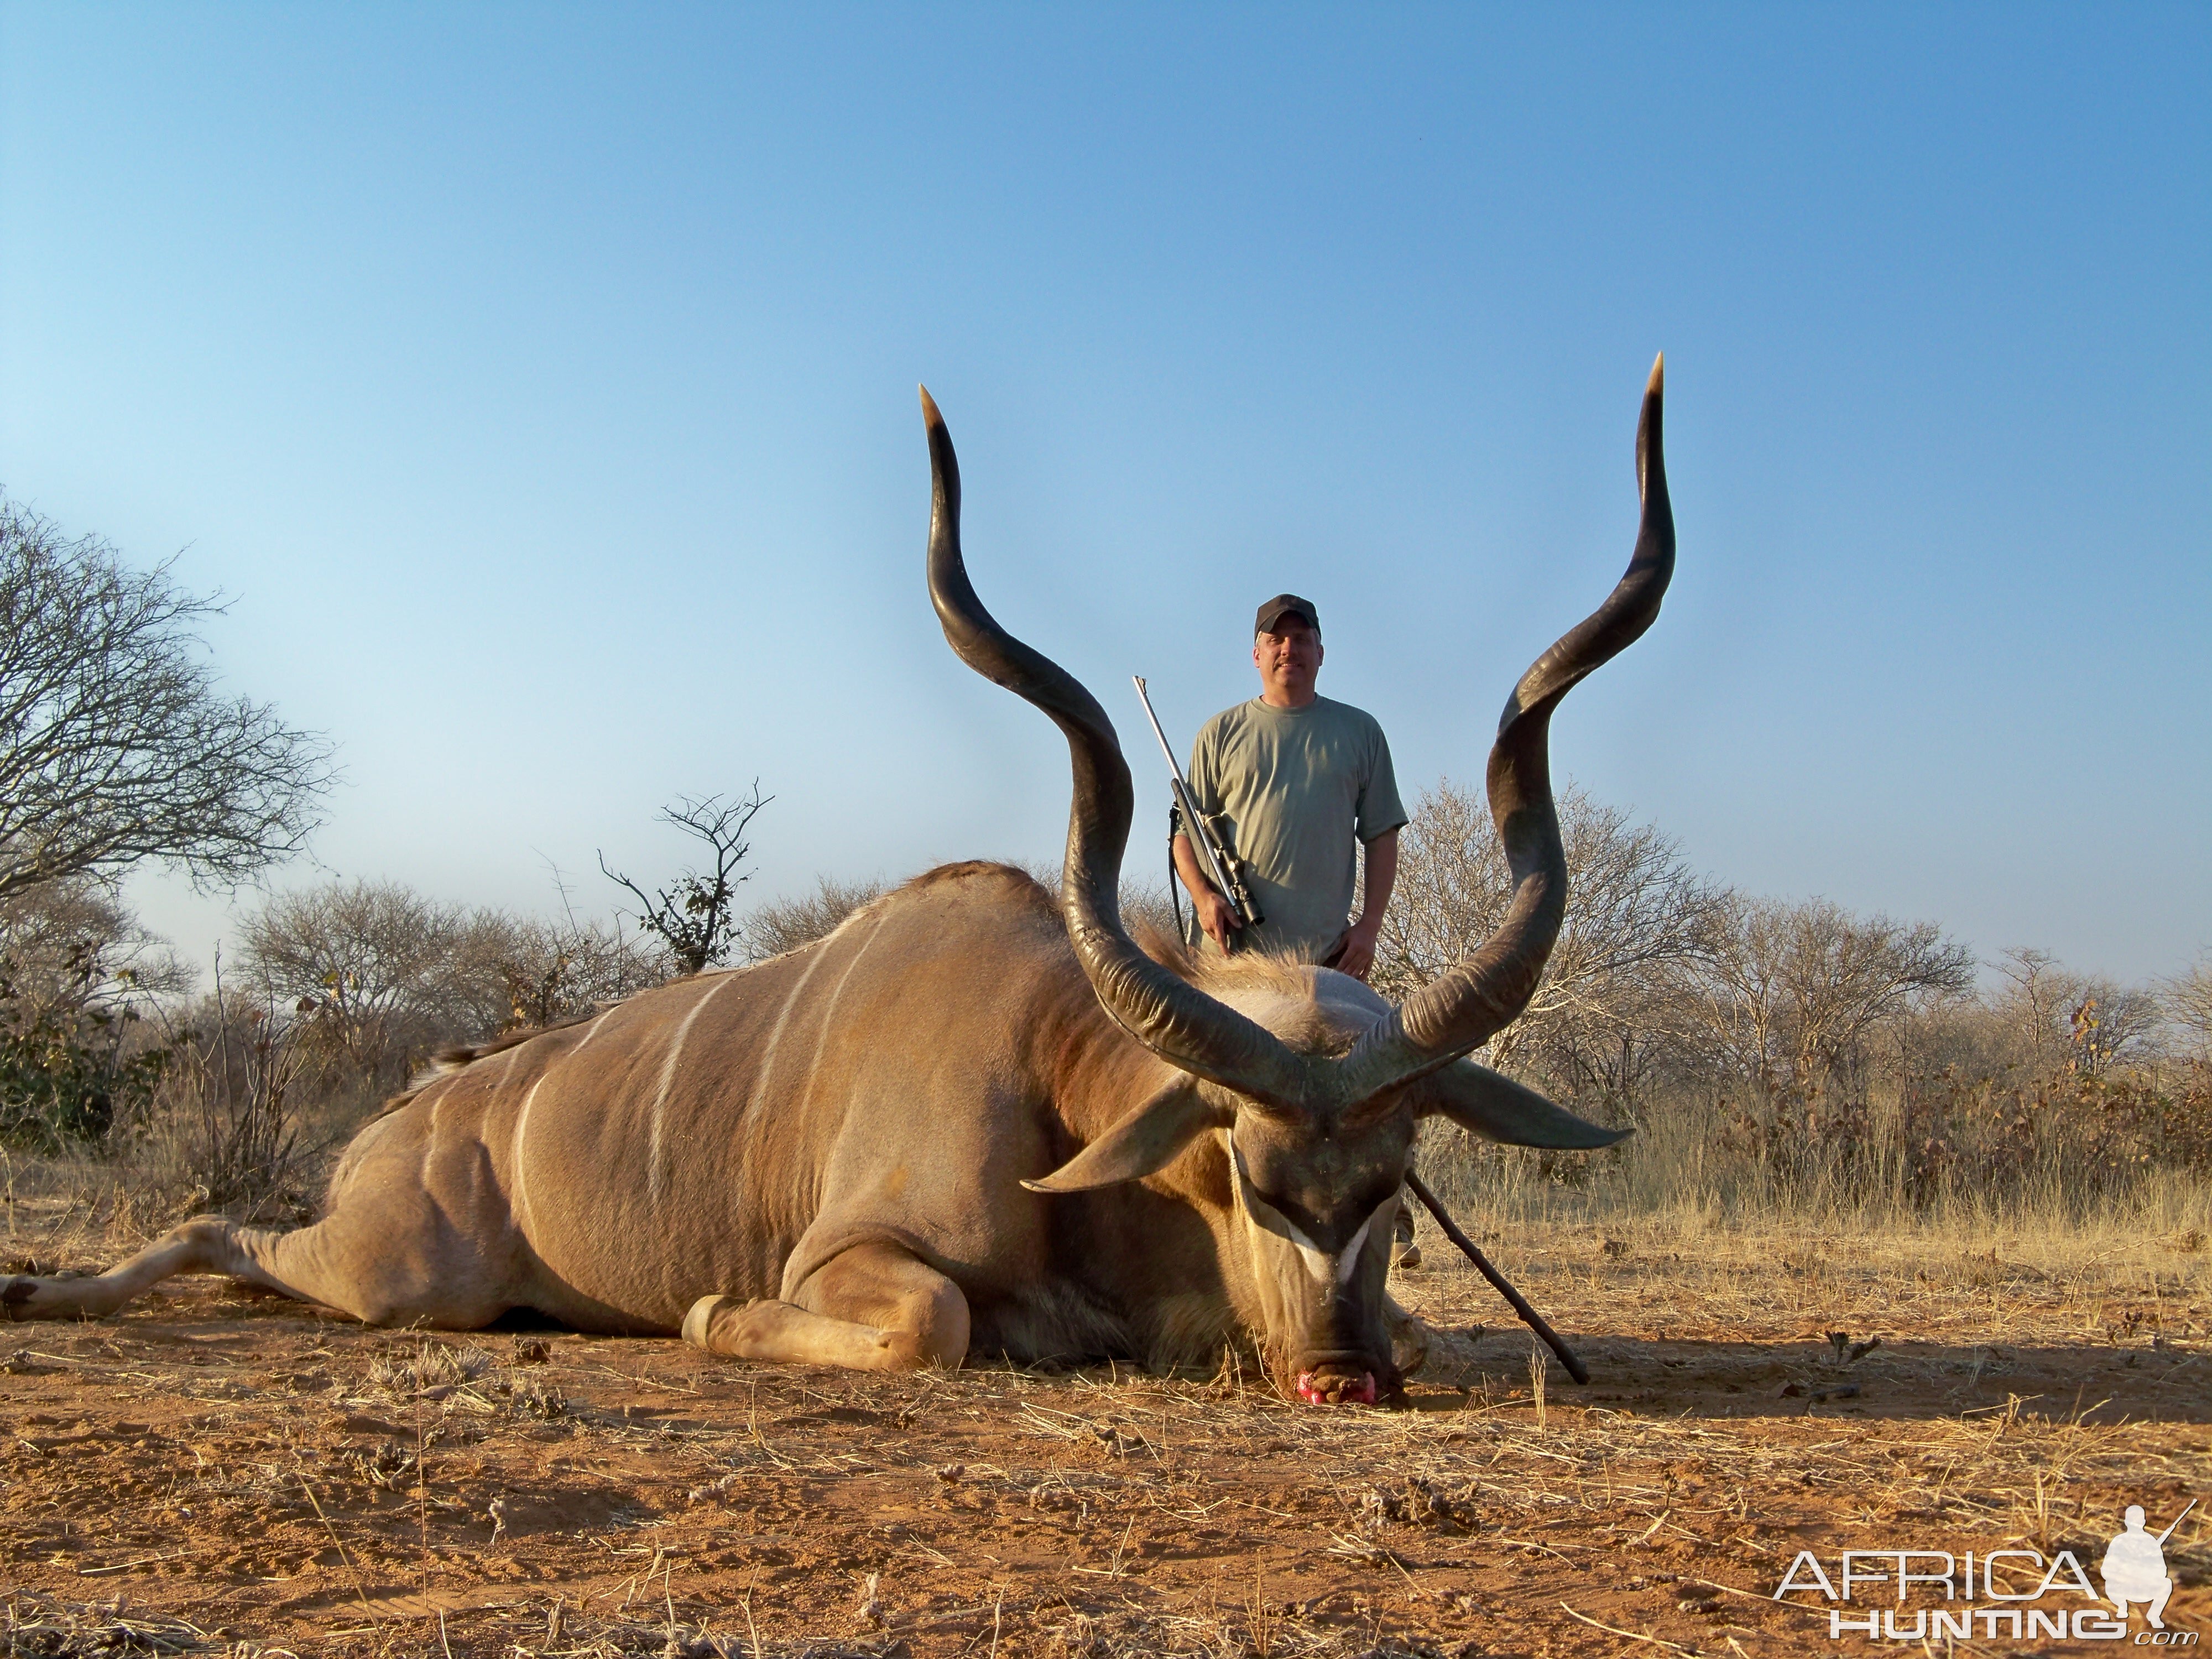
[3,1210,2207,1657]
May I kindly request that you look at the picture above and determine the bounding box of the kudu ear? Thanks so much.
[1022,1081,1230,1194]
[1421,1058,1631,1150]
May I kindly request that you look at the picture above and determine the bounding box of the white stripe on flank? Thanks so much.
[508,1011,606,1234]
[739,930,848,1128]
[568,1008,613,1055]
[510,1078,546,1232]
[794,912,889,1108]
[416,1073,471,1184]
[455,1044,527,1197]
[646,973,744,1204]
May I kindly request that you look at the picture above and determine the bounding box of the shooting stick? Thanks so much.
[1404,1168,1590,1385]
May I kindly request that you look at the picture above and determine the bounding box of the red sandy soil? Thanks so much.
[4,1220,2207,1656]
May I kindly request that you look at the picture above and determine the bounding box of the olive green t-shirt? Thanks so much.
[1185,695,1407,961]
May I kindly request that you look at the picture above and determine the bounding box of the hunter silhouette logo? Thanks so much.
[1772,1499,2198,1644]
[2104,1501,2193,1632]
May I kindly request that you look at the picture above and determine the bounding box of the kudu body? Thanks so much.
[3,364,1673,1404]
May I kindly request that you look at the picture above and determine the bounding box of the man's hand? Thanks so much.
[1332,828,1399,982]
[1334,914,1383,982]
[1174,831,1245,952]
[1194,887,1242,952]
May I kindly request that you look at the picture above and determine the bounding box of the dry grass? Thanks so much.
[3,1164,2208,1656]
[2,1590,270,1656]
[1418,1107,2212,1243]
[1,1151,163,1273]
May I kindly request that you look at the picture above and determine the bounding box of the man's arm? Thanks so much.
[1172,830,1241,951]
[1174,721,1242,951]
[1333,827,1399,982]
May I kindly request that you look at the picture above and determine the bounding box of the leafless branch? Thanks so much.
[599,784,773,975]
[0,498,336,900]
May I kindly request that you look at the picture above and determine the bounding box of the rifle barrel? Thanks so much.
[1133,676,1254,945]
[2156,1498,2197,1545]
[1131,677,1191,786]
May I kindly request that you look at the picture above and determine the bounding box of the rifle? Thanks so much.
[1131,677,1265,948]
[2155,1499,2197,1546]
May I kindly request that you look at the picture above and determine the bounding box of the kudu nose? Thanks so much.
[1295,1368,1378,1406]
[1293,1347,1385,1405]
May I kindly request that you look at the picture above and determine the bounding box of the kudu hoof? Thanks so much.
[682,1294,745,1352]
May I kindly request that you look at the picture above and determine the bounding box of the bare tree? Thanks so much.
[235,879,479,1089]
[1374,779,1725,1102]
[469,913,674,1031]
[237,872,686,1099]
[2163,954,2212,1061]
[148,950,311,1219]
[0,498,335,901]
[1994,946,2164,1076]
[743,875,888,962]
[0,873,194,1029]
[1693,896,1976,1105]
[1991,948,2073,1072]
[455,867,675,1031]
[599,785,771,975]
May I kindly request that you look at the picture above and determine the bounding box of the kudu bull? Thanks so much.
[3,362,1673,1405]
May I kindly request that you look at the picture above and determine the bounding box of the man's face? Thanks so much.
[1254,619,1322,703]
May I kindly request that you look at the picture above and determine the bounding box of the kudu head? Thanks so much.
[921,363,1673,1404]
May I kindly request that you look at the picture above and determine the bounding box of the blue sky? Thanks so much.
[2,5,2206,983]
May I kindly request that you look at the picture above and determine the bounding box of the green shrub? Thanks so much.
[0,998,169,1151]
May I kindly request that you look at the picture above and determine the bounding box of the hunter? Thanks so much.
[1172,592,1419,1262]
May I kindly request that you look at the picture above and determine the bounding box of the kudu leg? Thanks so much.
[682,1240,971,1373]
[3,1200,514,1331]
[1,1215,299,1322]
